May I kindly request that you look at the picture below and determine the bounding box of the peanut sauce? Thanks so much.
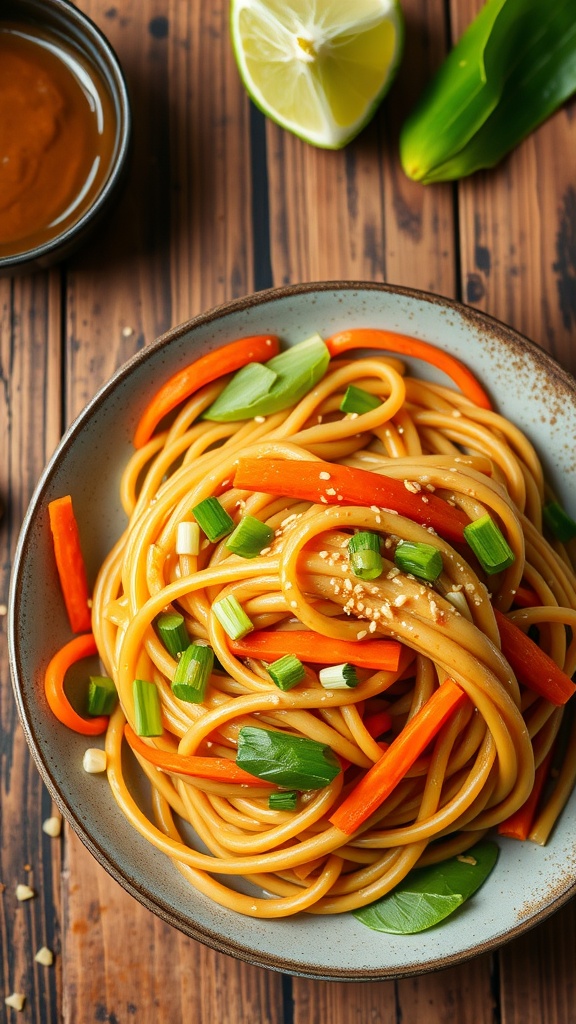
[0,22,117,258]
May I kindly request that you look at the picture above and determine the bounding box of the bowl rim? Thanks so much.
[8,280,576,980]
[0,0,132,270]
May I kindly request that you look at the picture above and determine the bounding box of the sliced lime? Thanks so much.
[231,0,404,149]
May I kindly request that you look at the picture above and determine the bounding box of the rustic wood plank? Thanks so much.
[453,1,576,373]
[499,901,576,1024]
[265,0,456,296]
[0,271,63,1020]
[381,0,457,296]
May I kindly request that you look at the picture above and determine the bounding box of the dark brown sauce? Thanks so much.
[0,21,117,257]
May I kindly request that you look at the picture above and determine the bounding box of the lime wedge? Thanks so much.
[231,0,404,149]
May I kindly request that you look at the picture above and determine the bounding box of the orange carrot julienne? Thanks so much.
[512,584,540,609]
[228,630,402,671]
[363,710,393,739]
[233,457,469,544]
[48,495,92,634]
[498,742,556,841]
[326,328,492,410]
[133,334,281,448]
[494,609,576,706]
[124,724,272,787]
[329,680,468,835]
[44,634,108,736]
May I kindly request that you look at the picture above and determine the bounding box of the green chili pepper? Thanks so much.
[400,0,576,183]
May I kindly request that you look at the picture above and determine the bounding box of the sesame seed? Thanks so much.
[369,621,377,632]
[357,630,367,639]
[254,415,266,423]
[326,488,337,496]
[319,471,331,480]
[393,595,407,607]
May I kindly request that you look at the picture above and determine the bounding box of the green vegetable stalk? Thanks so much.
[400,0,576,183]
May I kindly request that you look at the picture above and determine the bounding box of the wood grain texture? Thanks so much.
[0,273,63,1019]
[1,0,575,1019]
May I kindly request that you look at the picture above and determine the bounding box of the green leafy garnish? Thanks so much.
[400,0,576,183]
[203,333,330,421]
[353,841,499,933]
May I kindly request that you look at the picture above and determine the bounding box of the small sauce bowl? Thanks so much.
[0,0,131,273]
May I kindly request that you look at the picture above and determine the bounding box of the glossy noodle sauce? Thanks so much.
[0,21,117,258]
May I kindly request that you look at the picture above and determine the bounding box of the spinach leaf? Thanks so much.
[353,841,499,934]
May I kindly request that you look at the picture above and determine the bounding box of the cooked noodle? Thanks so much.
[90,342,576,917]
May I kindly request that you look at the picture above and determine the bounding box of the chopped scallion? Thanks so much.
[394,541,443,582]
[192,496,234,542]
[133,679,163,737]
[87,676,118,716]
[172,641,214,703]
[203,333,330,421]
[213,594,254,639]
[267,654,306,691]
[348,531,383,581]
[319,663,360,689]
[543,501,576,543]
[236,726,341,789]
[156,612,190,657]
[268,790,299,810]
[225,515,274,558]
[176,521,200,556]
[340,385,381,415]
[463,514,515,575]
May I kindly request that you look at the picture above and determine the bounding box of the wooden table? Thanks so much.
[2,0,575,1020]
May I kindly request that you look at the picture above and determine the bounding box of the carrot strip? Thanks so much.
[124,724,272,787]
[48,495,92,634]
[233,457,469,544]
[133,334,280,448]
[512,584,540,608]
[494,609,576,706]
[326,328,492,410]
[44,634,108,736]
[363,710,393,738]
[498,742,556,841]
[228,630,401,671]
[329,680,468,835]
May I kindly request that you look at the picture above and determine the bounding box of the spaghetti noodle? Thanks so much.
[81,330,576,919]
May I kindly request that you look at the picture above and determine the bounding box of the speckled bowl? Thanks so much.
[8,282,576,980]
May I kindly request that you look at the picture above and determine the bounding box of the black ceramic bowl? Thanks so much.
[0,0,131,273]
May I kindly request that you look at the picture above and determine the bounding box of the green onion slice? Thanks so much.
[225,515,274,558]
[213,595,254,639]
[463,513,515,575]
[156,612,190,658]
[319,663,360,689]
[268,790,299,810]
[192,497,234,542]
[543,501,576,543]
[176,521,200,556]
[236,726,341,789]
[203,334,330,421]
[267,654,306,691]
[133,679,163,737]
[172,642,214,703]
[340,385,381,415]
[88,676,118,716]
[348,531,383,581]
[394,541,443,582]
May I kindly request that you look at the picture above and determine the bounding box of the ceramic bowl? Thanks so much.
[0,0,131,273]
[8,282,576,980]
